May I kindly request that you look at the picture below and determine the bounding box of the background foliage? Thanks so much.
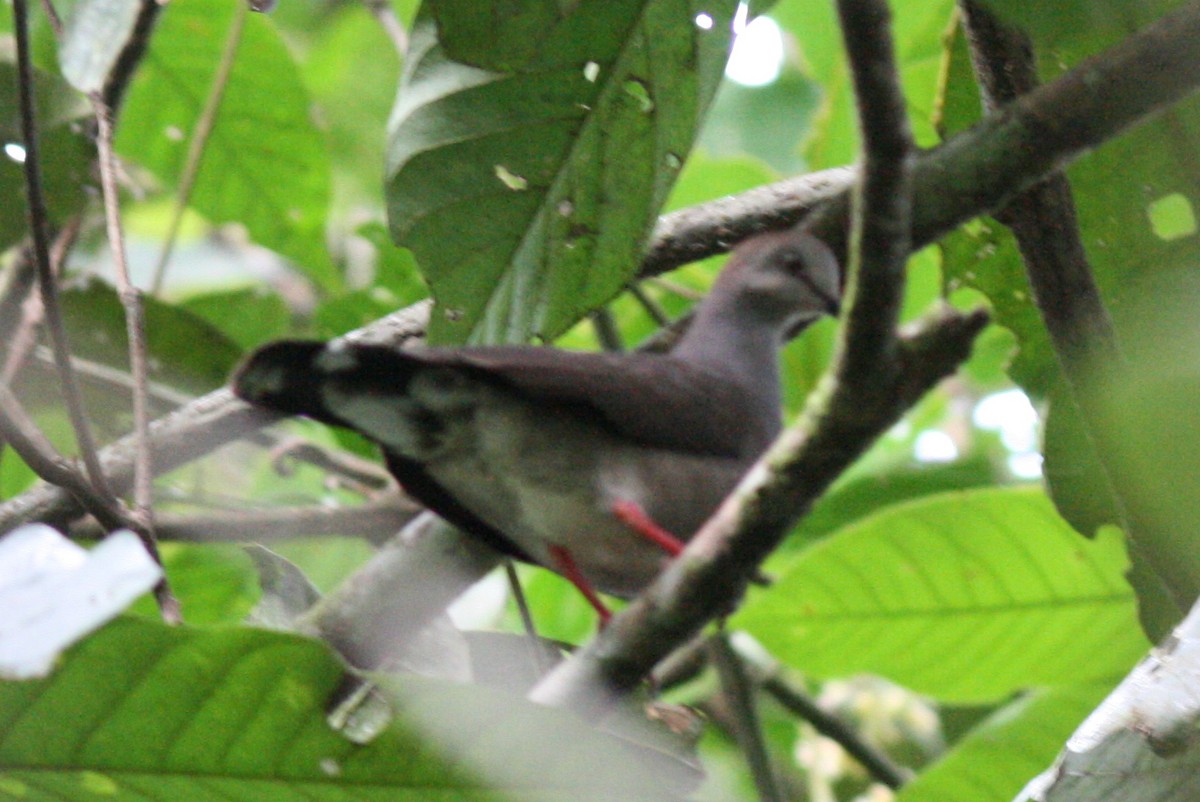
[2,0,1198,800]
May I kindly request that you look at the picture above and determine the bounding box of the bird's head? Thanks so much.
[722,230,842,336]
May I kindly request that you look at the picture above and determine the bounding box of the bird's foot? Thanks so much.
[611,499,685,556]
[547,544,612,625]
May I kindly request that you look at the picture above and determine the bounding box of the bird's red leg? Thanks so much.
[547,544,612,624]
[611,499,685,556]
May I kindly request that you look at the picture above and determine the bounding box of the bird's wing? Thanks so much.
[408,345,776,459]
[231,340,537,562]
[232,340,777,563]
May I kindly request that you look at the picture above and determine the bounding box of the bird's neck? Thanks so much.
[672,293,784,405]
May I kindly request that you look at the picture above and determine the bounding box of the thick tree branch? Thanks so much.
[811,0,1200,261]
[297,512,501,670]
[958,1,1121,375]
[636,0,1200,280]
[640,167,856,277]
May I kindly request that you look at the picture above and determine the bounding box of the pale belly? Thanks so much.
[420,385,752,598]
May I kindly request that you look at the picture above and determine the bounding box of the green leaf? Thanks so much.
[733,488,1147,703]
[698,69,819,175]
[0,59,92,252]
[299,7,401,203]
[0,618,696,800]
[58,0,142,93]
[1041,384,1119,538]
[773,0,955,167]
[1093,311,1200,616]
[936,3,1200,610]
[387,0,736,344]
[116,0,337,292]
[59,279,242,395]
[163,544,260,626]
[976,0,1175,49]
[777,456,1000,554]
[896,683,1113,802]
[180,286,291,350]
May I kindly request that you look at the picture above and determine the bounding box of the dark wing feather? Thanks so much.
[233,340,539,564]
[410,346,777,458]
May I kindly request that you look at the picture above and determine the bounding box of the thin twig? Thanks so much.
[150,1,248,295]
[709,634,784,802]
[91,98,152,514]
[646,276,703,302]
[626,283,671,327]
[504,560,556,677]
[589,309,624,352]
[30,345,194,409]
[90,92,178,617]
[360,0,408,57]
[37,0,63,35]
[762,675,908,790]
[2,219,83,386]
[13,0,114,502]
[0,384,129,533]
[102,0,165,114]
[0,247,39,380]
[69,493,419,543]
[265,438,395,493]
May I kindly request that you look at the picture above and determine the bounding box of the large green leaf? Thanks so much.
[0,618,696,800]
[896,683,1113,802]
[387,0,736,344]
[12,280,242,440]
[733,488,1147,703]
[115,0,336,291]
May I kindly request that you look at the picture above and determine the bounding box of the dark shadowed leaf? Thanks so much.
[387,1,736,344]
